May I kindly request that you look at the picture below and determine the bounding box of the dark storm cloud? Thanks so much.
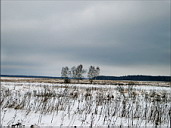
[1,1,170,76]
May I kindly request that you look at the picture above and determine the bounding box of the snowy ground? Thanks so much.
[1,79,171,127]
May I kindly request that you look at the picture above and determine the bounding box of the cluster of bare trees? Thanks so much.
[61,64,100,83]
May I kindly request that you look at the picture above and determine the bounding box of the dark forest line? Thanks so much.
[95,75,171,82]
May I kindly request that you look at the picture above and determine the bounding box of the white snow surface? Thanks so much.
[1,80,171,127]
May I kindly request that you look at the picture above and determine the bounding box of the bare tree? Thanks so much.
[87,66,100,83]
[71,66,77,78]
[88,66,95,83]
[95,67,100,77]
[61,66,70,83]
[75,64,86,83]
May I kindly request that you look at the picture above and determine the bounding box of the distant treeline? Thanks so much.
[95,75,171,82]
[0,75,61,79]
[1,75,171,82]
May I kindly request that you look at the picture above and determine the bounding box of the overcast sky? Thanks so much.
[1,1,170,77]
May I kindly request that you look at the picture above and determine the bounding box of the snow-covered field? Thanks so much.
[1,79,171,127]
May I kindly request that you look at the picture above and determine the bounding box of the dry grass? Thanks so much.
[1,77,170,88]
[1,81,170,127]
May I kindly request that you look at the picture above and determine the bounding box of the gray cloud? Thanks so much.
[1,1,170,76]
